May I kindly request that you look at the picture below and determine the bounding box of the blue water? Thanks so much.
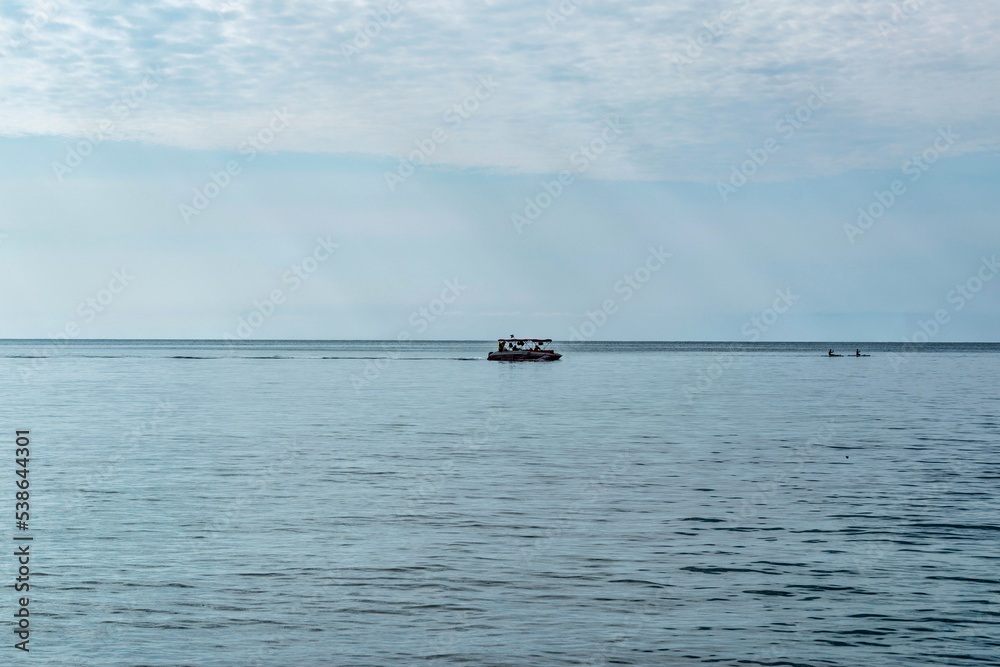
[2,340,998,666]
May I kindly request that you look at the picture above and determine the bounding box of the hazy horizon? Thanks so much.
[5,338,997,344]
[2,1,998,341]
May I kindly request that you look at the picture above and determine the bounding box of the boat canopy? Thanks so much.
[498,338,551,343]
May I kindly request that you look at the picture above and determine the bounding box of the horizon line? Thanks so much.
[2,339,999,344]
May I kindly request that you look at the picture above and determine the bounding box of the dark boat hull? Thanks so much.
[487,351,561,362]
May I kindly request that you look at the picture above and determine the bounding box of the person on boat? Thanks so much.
[829,349,835,356]
[855,349,861,357]
[498,341,504,352]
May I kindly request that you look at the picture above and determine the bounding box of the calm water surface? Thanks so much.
[1,341,998,666]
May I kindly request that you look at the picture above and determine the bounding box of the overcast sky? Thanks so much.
[1,0,998,340]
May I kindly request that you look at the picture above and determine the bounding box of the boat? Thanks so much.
[487,338,562,362]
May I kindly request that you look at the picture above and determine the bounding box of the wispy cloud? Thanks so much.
[1,0,999,181]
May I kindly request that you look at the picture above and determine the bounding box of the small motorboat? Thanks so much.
[487,337,562,362]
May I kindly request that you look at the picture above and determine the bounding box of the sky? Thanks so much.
[1,0,998,341]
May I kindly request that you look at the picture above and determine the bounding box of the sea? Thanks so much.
[1,340,997,666]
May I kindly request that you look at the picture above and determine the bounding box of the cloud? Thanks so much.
[1,0,999,181]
